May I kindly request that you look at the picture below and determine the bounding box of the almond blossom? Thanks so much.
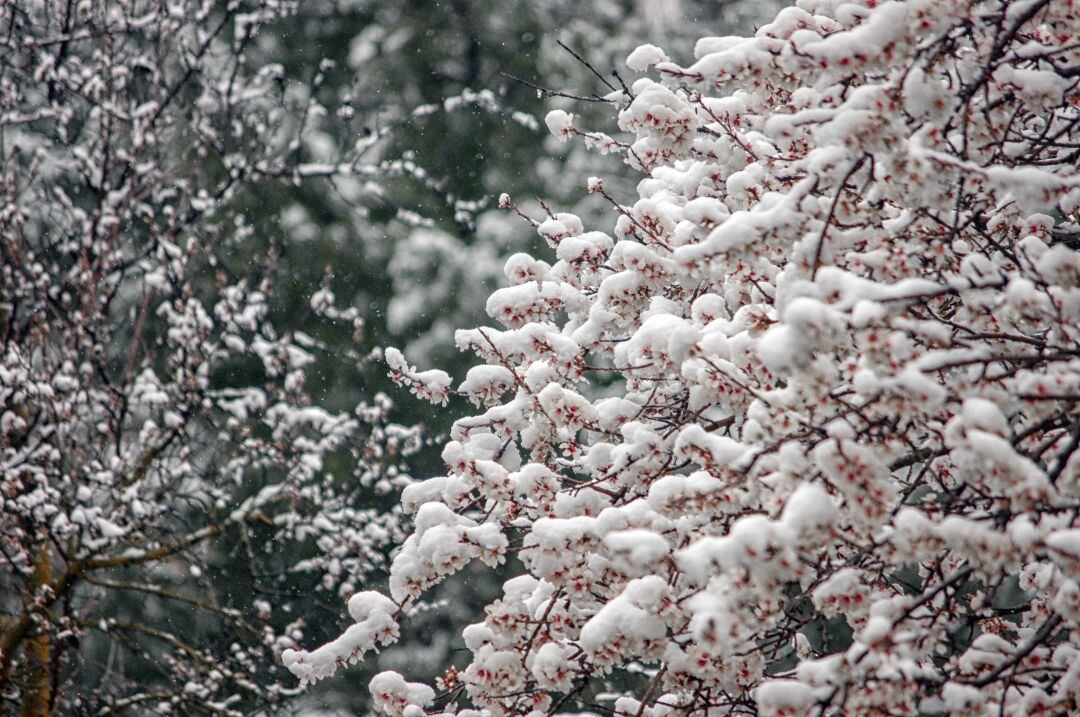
[289,1,1079,715]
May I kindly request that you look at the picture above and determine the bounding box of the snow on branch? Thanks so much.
[288,1,1080,715]
[385,347,453,406]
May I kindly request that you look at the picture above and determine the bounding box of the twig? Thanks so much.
[557,40,618,93]
[635,664,667,717]
[811,154,869,279]
[499,72,613,104]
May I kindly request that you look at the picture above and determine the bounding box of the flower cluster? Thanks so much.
[289,1,1079,715]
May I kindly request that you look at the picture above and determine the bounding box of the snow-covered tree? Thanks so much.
[0,1,439,713]
[285,0,1080,715]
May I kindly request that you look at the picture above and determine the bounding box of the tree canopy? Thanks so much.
[3,0,1078,716]
[285,0,1080,715]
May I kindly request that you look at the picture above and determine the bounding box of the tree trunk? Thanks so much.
[20,542,52,717]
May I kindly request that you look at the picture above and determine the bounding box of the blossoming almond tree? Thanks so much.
[285,0,1080,714]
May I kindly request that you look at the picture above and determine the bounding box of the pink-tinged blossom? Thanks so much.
[287,0,1080,714]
